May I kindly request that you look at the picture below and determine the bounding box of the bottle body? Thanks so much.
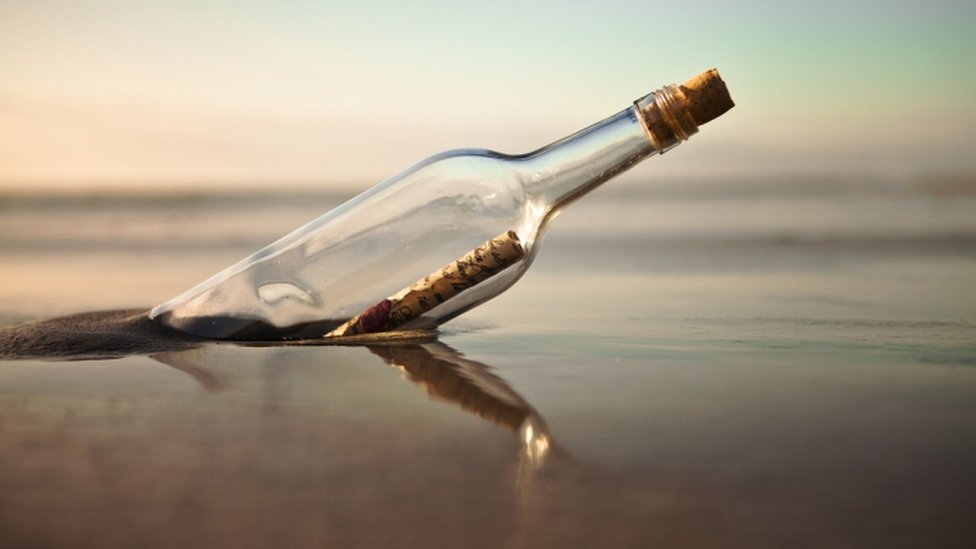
[153,149,542,339]
[150,77,729,340]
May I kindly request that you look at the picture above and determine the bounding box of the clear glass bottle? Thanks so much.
[151,69,733,340]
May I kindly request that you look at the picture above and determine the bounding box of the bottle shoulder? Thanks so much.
[410,147,518,170]
[377,148,526,193]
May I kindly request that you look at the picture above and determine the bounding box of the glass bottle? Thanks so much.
[151,69,733,340]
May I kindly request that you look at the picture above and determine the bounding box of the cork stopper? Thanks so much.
[679,69,734,126]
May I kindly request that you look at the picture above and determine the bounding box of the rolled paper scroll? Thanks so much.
[326,230,524,337]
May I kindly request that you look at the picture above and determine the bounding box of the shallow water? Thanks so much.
[2,176,975,547]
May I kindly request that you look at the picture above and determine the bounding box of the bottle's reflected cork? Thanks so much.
[327,231,525,338]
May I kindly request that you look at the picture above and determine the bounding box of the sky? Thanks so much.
[1,0,974,192]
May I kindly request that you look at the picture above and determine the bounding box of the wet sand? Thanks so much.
[2,178,975,547]
[0,309,202,360]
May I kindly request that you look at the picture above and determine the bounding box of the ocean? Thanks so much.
[1,174,975,547]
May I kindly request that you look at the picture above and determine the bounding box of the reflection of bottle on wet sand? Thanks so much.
[370,343,535,431]
[369,342,551,466]
[152,340,552,463]
[368,342,551,463]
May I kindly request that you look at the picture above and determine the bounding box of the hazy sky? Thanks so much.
[1,0,974,191]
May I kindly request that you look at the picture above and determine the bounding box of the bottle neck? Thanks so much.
[517,84,698,212]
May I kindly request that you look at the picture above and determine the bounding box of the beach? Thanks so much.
[2,175,975,547]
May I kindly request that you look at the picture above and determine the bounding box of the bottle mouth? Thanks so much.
[634,84,699,153]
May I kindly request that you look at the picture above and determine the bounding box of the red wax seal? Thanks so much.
[358,299,391,333]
